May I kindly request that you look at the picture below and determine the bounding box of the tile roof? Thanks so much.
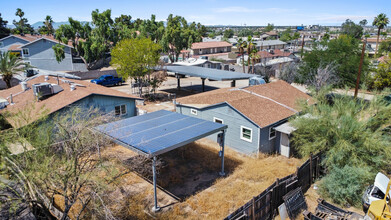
[0,75,141,128]
[176,80,313,127]
[7,44,23,51]
[257,49,292,58]
[192,41,232,50]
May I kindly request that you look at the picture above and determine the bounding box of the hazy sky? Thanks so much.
[1,0,390,26]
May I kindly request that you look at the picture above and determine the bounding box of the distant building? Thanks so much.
[0,34,87,72]
[191,41,232,57]
[253,40,286,50]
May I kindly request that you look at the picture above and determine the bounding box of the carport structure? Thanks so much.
[95,110,227,212]
[165,65,254,92]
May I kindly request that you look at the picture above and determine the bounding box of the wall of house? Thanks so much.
[193,46,232,55]
[73,94,137,118]
[22,39,75,71]
[0,36,29,52]
[176,103,261,154]
[257,44,285,50]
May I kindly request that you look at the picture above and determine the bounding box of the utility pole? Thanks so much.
[300,34,305,58]
[354,40,366,99]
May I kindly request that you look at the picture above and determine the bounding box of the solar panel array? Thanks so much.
[165,65,254,81]
[95,110,227,157]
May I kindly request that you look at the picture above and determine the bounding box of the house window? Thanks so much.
[190,108,197,115]
[115,104,127,116]
[22,48,29,56]
[213,117,223,124]
[240,126,252,142]
[269,127,276,140]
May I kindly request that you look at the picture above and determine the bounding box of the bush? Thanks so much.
[319,165,374,207]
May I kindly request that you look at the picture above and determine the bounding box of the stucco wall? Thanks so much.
[0,36,29,52]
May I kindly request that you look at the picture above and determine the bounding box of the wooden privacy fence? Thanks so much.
[225,153,324,220]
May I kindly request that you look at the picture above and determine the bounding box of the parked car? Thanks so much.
[90,75,124,86]
[362,172,390,213]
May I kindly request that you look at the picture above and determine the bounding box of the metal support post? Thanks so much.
[218,130,226,176]
[201,78,206,92]
[176,74,181,91]
[152,156,161,212]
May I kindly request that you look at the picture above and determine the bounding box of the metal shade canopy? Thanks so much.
[166,65,253,81]
[95,110,227,212]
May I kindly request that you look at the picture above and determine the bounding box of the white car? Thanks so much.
[362,172,390,213]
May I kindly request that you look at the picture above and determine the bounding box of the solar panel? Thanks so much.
[165,65,253,81]
[95,110,227,157]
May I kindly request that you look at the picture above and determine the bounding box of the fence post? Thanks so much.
[309,153,313,184]
[252,197,256,220]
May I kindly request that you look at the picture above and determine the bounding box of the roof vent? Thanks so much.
[70,84,76,91]
[32,83,53,100]
[44,75,49,81]
[20,82,28,91]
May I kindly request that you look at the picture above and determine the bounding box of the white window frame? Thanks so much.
[115,104,127,116]
[269,127,276,140]
[213,117,224,124]
[22,48,29,56]
[240,126,252,143]
[190,108,198,115]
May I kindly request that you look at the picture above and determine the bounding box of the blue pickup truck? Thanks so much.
[91,75,124,86]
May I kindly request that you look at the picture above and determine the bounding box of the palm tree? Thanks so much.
[250,47,259,74]
[44,15,54,35]
[0,51,29,88]
[373,13,389,57]
[246,36,256,73]
[237,38,247,73]
[15,8,24,18]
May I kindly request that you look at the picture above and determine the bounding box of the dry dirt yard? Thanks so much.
[96,138,303,220]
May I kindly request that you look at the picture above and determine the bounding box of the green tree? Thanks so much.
[373,56,391,89]
[0,13,10,38]
[291,91,391,206]
[223,28,234,38]
[246,36,256,73]
[0,51,29,88]
[264,23,274,32]
[111,38,161,96]
[12,8,34,35]
[341,19,363,39]
[379,38,391,55]
[237,38,247,73]
[43,15,54,34]
[359,19,368,27]
[298,35,369,88]
[373,13,390,57]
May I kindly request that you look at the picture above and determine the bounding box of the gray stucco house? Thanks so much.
[0,75,142,128]
[0,34,86,71]
[175,81,313,155]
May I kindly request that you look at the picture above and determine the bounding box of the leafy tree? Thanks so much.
[373,56,391,89]
[379,38,391,55]
[111,38,161,96]
[246,36,256,73]
[373,13,390,57]
[223,28,234,39]
[139,14,165,43]
[54,9,115,70]
[38,15,54,35]
[264,23,274,32]
[359,19,368,27]
[298,35,369,88]
[280,28,293,42]
[237,28,254,37]
[12,8,34,35]
[341,19,363,39]
[161,14,201,62]
[0,51,29,88]
[0,13,10,39]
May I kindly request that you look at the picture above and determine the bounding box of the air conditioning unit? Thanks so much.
[32,83,63,100]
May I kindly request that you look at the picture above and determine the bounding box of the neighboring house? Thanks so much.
[0,34,87,71]
[173,58,222,69]
[253,40,286,50]
[367,38,385,57]
[191,41,232,57]
[175,81,313,155]
[254,57,295,78]
[0,75,142,128]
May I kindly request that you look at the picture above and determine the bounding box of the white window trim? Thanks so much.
[213,117,224,124]
[240,125,252,143]
[269,126,276,140]
[190,108,198,115]
[115,104,127,116]
[22,48,29,56]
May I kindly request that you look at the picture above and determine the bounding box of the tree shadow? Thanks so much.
[124,142,242,200]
